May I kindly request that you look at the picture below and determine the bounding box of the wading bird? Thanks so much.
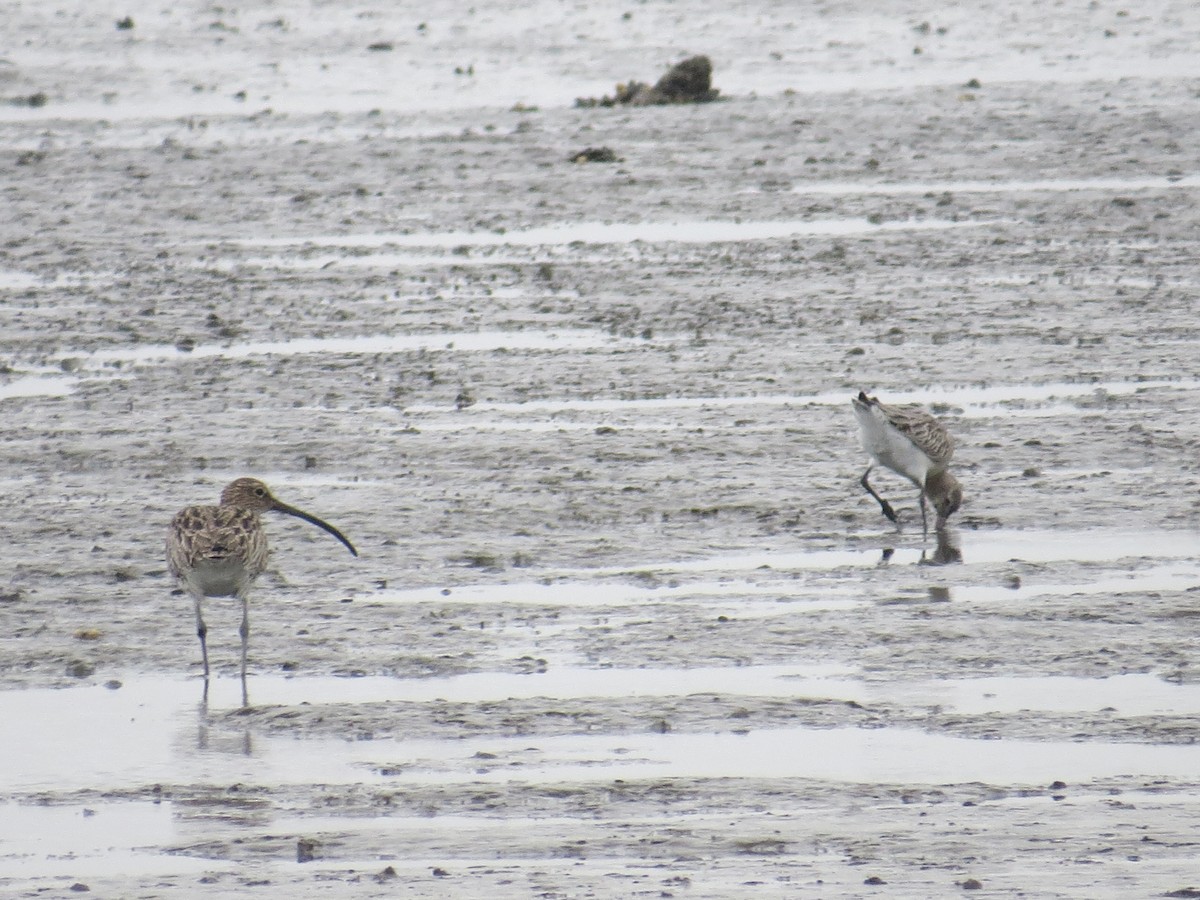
[166,478,357,704]
[852,391,963,536]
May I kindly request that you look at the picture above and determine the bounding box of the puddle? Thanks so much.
[558,528,1199,575]
[0,271,97,291]
[806,56,1200,91]
[397,417,681,434]
[373,577,851,609]
[0,677,384,794]
[4,666,1200,795]
[0,801,217,880]
[858,379,1200,412]
[59,329,639,370]
[0,667,840,793]
[0,376,77,401]
[400,377,1200,415]
[787,173,1200,197]
[0,271,43,291]
[237,251,541,270]
[955,562,1200,605]
[377,726,1200,786]
[956,529,1200,566]
[903,673,1200,717]
[374,556,1199,616]
[233,667,1200,719]
[233,217,978,250]
[249,664,855,706]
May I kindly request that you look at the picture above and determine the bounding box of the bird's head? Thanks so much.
[219,477,358,557]
[927,470,963,529]
[219,477,276,513]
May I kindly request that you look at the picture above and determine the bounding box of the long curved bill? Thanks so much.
[273,501,359,557]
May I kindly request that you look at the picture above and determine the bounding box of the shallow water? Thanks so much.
[787,173,1200,196]
[0,375,76,400]
[563,528,1200,574]
[400,377,1200,414]
[0,802,217,880]
[4,0,1200,895]
[390,726,1200,785]
[233,217,979,249]
[5,662,1199,799]
[70,329,638,368]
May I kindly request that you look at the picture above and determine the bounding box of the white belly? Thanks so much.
[184,556,255,598]
[855,404,932,487]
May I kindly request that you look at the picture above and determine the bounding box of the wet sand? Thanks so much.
[2,0,1200,896]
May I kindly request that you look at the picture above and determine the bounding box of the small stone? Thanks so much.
[66,660,95,678]
[297,838,317,863]
[569,146,618,163]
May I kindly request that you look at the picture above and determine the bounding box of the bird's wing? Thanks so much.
[879,403,955,465]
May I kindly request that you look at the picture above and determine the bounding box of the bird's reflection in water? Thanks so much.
[199,674,248,709]
[876,527,962,567]
[923,527,963,566]
[195,693,253,757]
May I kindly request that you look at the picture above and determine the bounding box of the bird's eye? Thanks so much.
[255,488,265,496]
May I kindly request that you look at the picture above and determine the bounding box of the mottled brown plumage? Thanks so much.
[852,391,963,535]
[867,398,956,467]
[167,478,357,704]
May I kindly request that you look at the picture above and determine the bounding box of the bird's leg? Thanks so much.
[239,594,250,708]
[193,595,209,681]
[919,490,929,539]
[861,466,899,523]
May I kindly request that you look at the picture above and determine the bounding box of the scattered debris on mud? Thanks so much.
[2,1,1200,896]
[575,54,719,107]
[568,146,620,163]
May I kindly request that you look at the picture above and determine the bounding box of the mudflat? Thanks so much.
[2,1,1199,896]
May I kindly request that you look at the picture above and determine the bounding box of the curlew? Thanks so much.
[166,478,357,703]
[852,391,963,536]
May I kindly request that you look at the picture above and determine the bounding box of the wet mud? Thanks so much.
[2,0,1200,896]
